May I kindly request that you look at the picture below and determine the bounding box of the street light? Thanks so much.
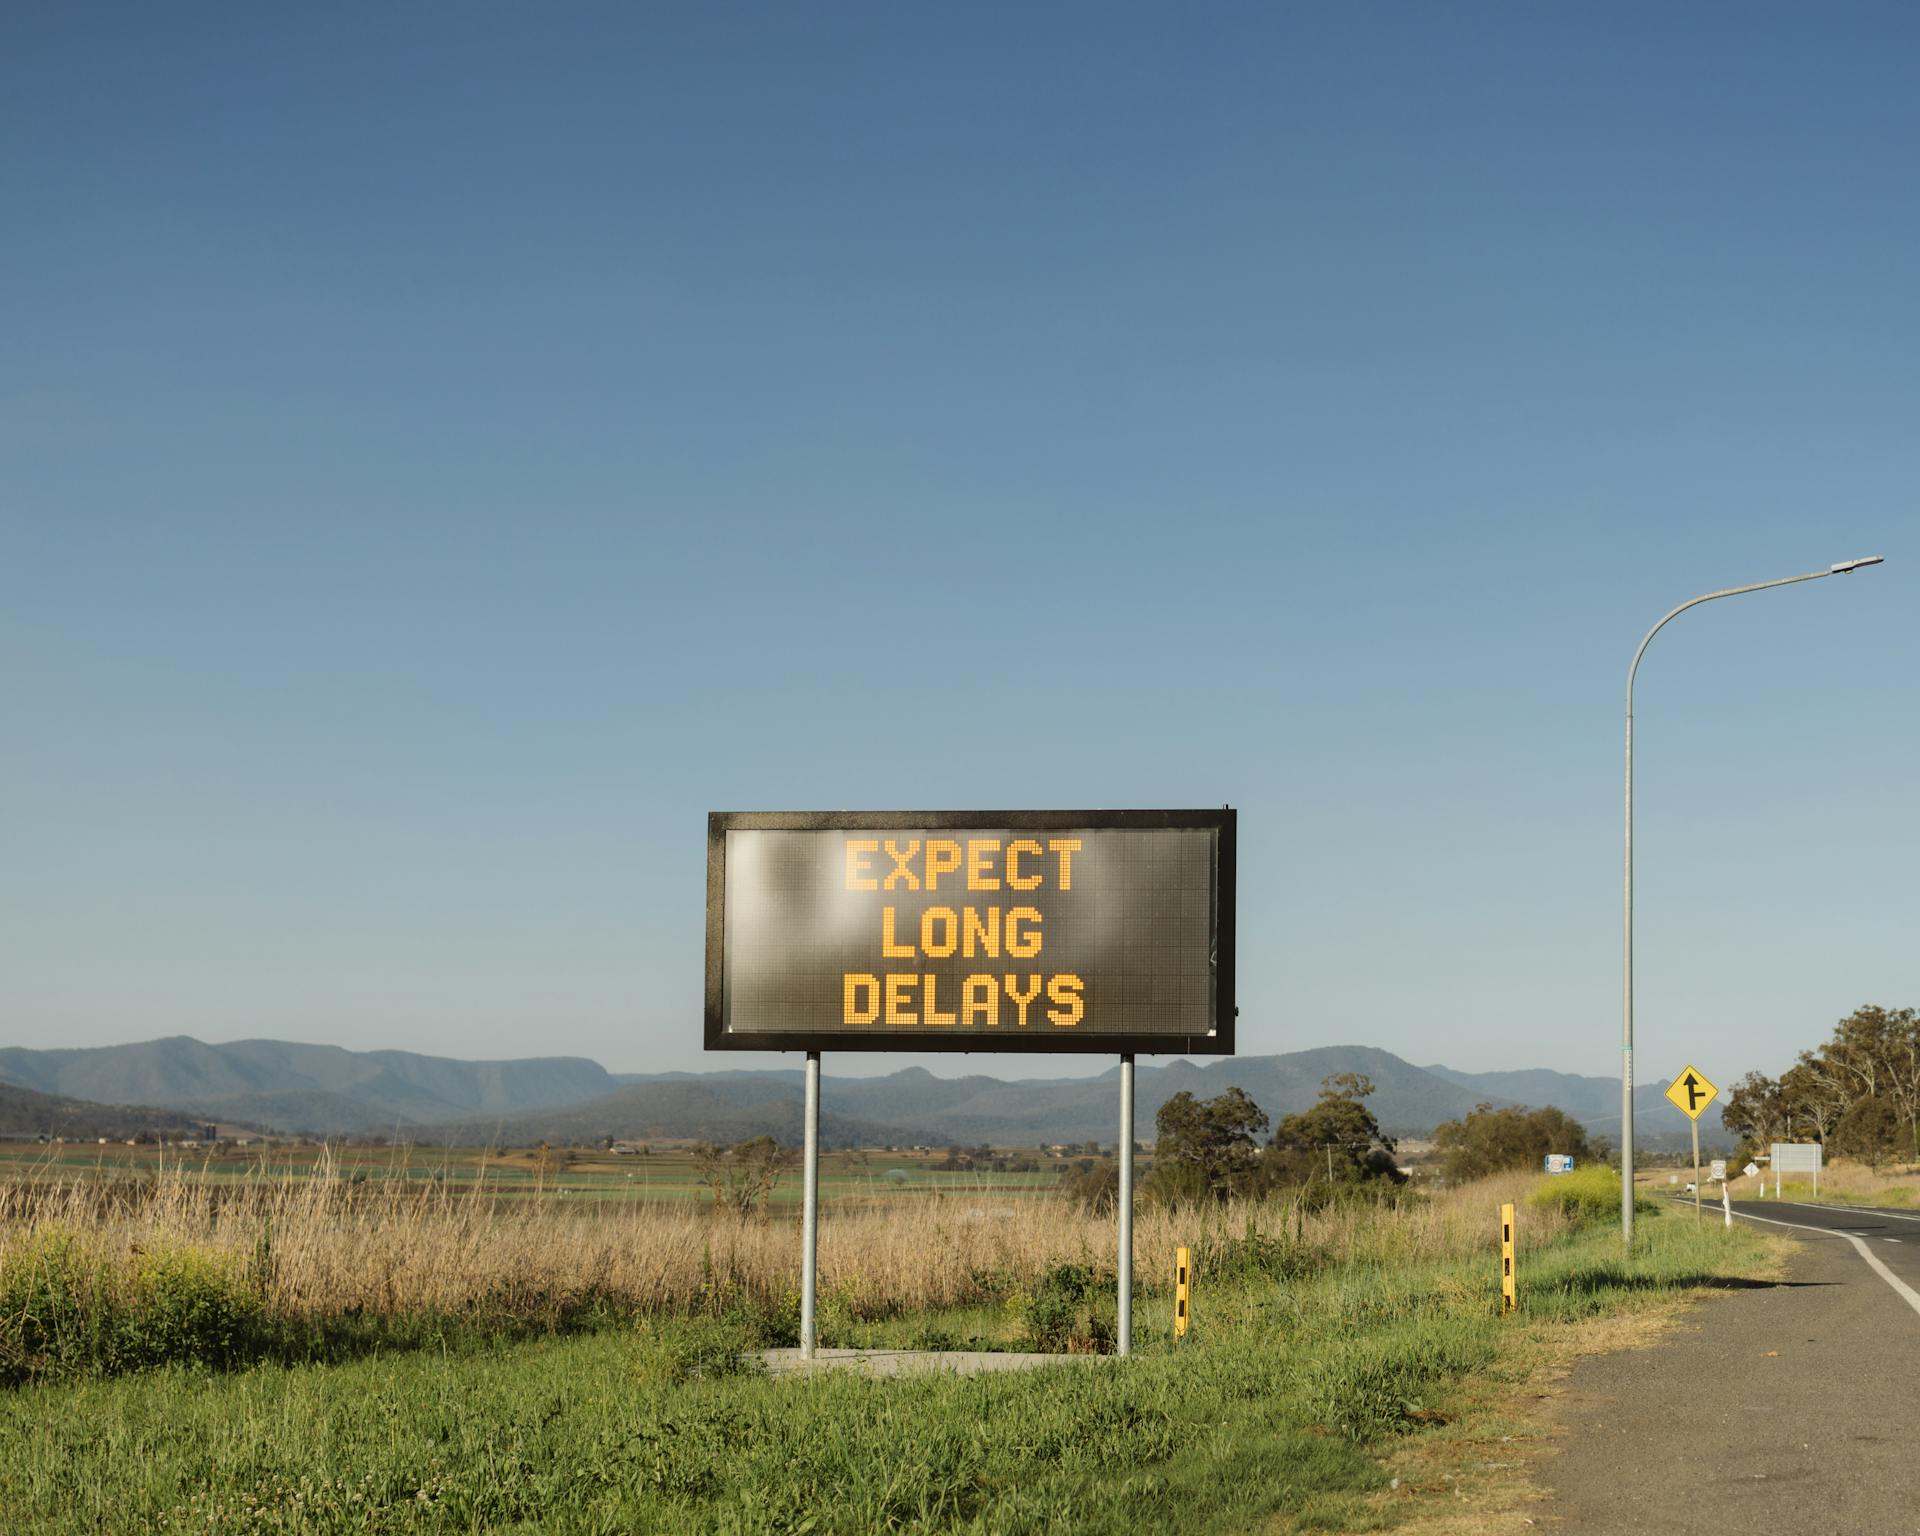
[1622,556,1884,1253]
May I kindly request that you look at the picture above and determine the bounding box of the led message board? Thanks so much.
[705,810,1235,1054]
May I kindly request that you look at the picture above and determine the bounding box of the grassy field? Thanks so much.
[0,1153,1616,1362]
[1765,1159,1919,1206]
[0,1140,1072,1209]
[1634,1157,1920,1209]
[0,1158,1782,1534]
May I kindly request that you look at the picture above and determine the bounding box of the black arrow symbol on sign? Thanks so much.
[1683,1073,1704,1110]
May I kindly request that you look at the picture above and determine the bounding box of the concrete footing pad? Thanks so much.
[758,1348,1111,1377]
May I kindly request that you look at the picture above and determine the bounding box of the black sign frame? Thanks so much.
[704,808,1236,1055]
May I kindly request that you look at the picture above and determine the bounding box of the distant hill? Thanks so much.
[0,1081,227,1142]
[428,1083,907,1150]
[1423,1062,1720,1149]
[0,1037,622,1135]
[610,1046,1551,1145]
[487,1046,1725,1149]
[1422,1063,1618,1119]
[490,1047,1727,1150]
[0,1036,1733,1150]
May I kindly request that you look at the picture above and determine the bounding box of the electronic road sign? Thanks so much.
[705,809,1235,1054]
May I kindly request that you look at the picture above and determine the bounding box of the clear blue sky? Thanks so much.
[4,4,1913,1085]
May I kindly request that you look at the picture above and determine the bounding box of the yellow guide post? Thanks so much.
[1500,1203,1516,1315]
[1175,1245,1191,1340]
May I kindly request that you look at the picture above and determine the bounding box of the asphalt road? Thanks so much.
[1721,1196,1920,1303]
[1540,1198,1920,1534]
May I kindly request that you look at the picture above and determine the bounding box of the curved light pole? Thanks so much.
[1622,556,1884,1253]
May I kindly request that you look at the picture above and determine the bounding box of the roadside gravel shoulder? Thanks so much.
[1370,1230,1795,1534]
[1537,1226,1920,1534]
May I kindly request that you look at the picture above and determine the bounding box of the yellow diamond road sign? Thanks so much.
[1665,1065,1719,1121]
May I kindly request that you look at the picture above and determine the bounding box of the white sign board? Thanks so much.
[1743,1162,1759,1178]
[1709,1159,1727,1182]
[1770,1141,1822,1196]
[1771,1142,1822,1173]
[1545,1153,1575,1175]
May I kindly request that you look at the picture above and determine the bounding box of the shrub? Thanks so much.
[1194,1213,1320,1288]
[1527,1166,1654,1225]
[1011,1262,1115,1353]
[1141,1160,1212,1211]
[114,1244,259,1373]
[1063,1160,1120,1213]
[0,1230,264,1384]
[0,1226,97,1384]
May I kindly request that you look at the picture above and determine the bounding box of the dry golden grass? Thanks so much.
[1,1155,1569,1322]
[1640,1155,1920,1207]
[1767,1155,1920,1204]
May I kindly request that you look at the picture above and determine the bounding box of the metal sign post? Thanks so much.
[1117,1055,1134,1357]
[800,1050,820,1360]
[1663,1065,1720,1225]
[1691,1118,1701,1223]
[1770,1142,1823,1199]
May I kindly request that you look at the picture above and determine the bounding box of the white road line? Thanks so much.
[1722,1207,1920,1320]
[1774,1200,1920,1224]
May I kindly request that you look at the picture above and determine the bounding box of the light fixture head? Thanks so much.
[1830,556,1886,574]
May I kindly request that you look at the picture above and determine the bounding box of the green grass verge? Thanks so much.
[0,1209,1772,1536]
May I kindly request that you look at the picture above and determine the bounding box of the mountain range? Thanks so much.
[0,1037,620,1135]
[0,1081,227,1142]
[0,1036,1730,1150]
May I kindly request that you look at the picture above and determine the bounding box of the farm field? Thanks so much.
[0,1154,1784,1533]
[0,1140,1076,1208]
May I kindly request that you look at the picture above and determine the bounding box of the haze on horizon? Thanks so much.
[4,6,1914,1087]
